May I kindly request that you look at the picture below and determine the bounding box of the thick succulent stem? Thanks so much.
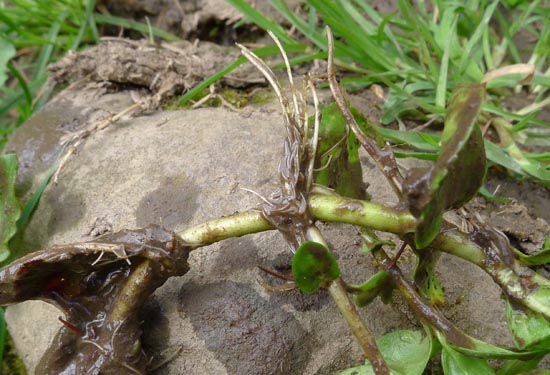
[176,193,416,246]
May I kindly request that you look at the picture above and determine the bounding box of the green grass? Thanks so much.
[5,1,546,185]
[226,0,550,185]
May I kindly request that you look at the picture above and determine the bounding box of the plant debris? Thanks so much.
[0,225,190,375]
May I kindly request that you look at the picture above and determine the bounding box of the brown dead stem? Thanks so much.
[237,31,318,250]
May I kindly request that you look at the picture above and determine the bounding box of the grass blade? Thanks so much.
[458,0,499,81]
[70,0,99,50]
[227,0,296,45]
[176,43,307,105]
[435,15,458,109]
[0,154,21,262]
[16,145,67,233]
[6,63,32,109]
[33,13,66,80]
[93,13,180,41]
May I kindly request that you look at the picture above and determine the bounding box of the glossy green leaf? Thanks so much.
[314,103,382,199]
[404,84,487,248]
[505,297,550,351]
[352,271,392,307]
[0,154,21,262]
[338,330,432,375]
[437,331,496,374]
[292,241,340,294]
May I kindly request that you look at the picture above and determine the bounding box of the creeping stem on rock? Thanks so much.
[176,194,416,247]
[308,194,417,235]
[177,193,550,320]
[360,229,475,350]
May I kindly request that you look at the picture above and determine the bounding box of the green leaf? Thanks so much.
[436,330,541,360]
[93,13,180,42]
[377,127,440,152]
[313,103,381,199]
[404,84,487,248]
[438,331,496,374]
[497,357,544,375]
[435,13,458,109]
[292,241,340,294]
[0,38,16,87]
[0,154,21,262]
[338,330,432,375]
[442,344,496,375]
[176,43,307,106]
[478,185,513,204]
[352,271,392,307]
[2,146,66,266]
[504,141,550,183]
[505,297,550,351]
[517,237,550,266]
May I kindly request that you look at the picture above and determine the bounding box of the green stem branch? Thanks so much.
[178,209,271,247]
[306,226,390,374]
[177,193,550,318]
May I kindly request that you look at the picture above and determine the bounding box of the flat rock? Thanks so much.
[3,84,519,374]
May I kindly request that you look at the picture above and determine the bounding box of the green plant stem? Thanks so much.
[110,260,155,322]
[365,236,474,349]
[177,209,271,247]
[433,231,550,319]
[177,193,550,318]
[360,229,545,359]
[432,231,549,286]
[329,278,391,372]
[308,194,416,235]
[306,226,390,374]
[177,194,416,246]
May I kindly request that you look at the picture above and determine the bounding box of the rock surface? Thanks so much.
[3,84,534,374]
